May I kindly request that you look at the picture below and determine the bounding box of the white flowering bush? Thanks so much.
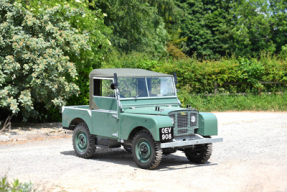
[0,1,93,120]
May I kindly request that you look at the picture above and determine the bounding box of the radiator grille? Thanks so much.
[168,111,198,136]
[178,129,188,134]
[177,113,188,128]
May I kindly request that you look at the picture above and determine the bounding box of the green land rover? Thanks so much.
[62,68,223,169]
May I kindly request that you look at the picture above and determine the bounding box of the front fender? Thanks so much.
[119,113,173,141]
[196,112,218,136]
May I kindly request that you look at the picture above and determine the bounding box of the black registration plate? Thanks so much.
[160,127,174,142]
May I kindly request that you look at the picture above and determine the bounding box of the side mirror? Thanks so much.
[110,83,117,90]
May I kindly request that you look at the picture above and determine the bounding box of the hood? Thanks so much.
[123,106,194,116]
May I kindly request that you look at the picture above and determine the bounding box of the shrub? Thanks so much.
[0,176,34,192]
[0,1,92,121]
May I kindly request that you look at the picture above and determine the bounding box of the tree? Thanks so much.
[0,1,99,121]
[94,0,168,54]
[269,0,287,53]
[176,0,235,59]
[231,0,276,56]
[21,0,112,110]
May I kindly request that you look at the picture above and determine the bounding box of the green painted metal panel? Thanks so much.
[119,113,173,141]
[62,107,92,132]
[93,97,117,111]
[91,111,118,137]
[124,106,184,115]
[120,97,179,107]
[196,112,218,136]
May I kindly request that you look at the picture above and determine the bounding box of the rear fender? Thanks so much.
[62,107,92,132]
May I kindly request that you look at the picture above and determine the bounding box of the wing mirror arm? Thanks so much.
[111,73,118,90]
[173,72,178,85]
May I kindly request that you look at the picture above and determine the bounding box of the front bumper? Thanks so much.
[160,134,223,148]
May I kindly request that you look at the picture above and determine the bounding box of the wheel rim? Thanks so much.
[75,131,88,152]
[135,138,151,163]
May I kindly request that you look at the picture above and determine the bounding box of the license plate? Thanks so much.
[160,127,173,142]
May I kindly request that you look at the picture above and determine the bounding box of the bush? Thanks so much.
[0,176,34,192]
[153,55,287,94]
[0,1,100,121]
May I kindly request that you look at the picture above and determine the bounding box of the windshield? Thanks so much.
[118,77,176,98]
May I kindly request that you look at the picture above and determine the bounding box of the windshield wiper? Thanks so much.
[135,89,145,99]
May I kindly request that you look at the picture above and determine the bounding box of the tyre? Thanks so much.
[132,130,162,169]
[184,143,212,164]
[123,145,132,153]
[73,123,96,158]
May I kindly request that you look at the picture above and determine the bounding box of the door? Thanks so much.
[90,78,119,138]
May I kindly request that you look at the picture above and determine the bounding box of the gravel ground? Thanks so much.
[0,112,287,192]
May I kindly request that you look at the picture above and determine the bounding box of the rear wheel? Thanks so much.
[132,130,162,169]
[184,144,212,164]
[73,123,96,158]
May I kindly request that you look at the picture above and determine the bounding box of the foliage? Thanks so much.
[103,50,162,70]
[166,42,187,59]
[153,55,287,94]
[176,0,235,59]
[93,0,168,54]
[23,0,112,105]
[231,0,276,56]
[0,176,34,192]
[0,1,95,121]
[176,0,287,58]
[178,91,287,112]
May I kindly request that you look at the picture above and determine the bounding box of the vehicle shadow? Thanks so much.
[60,148,217,171]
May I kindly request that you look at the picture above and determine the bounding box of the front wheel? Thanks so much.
[132,130,162,169]
[184,144,212,164]
[73,123,96,158]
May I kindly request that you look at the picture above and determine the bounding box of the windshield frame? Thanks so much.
[118,76,177,100]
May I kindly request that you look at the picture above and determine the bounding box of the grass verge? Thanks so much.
[180,93,287,112]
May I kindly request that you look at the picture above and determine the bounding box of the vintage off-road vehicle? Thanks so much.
[62,68,222,169]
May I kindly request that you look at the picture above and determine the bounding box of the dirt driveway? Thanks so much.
[0,112,287,192]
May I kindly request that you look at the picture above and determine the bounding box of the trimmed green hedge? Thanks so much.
[153,55,287,94]
[103,52,287,111]
[104,52,287,94]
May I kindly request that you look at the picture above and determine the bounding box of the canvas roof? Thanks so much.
[89,68,173,78]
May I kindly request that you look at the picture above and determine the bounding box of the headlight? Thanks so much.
[191,115,196,123]
[170,117,174,124]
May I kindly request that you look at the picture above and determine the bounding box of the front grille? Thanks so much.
[168,110,198,136]
[177,113,188,128]
[178,129,188,134]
